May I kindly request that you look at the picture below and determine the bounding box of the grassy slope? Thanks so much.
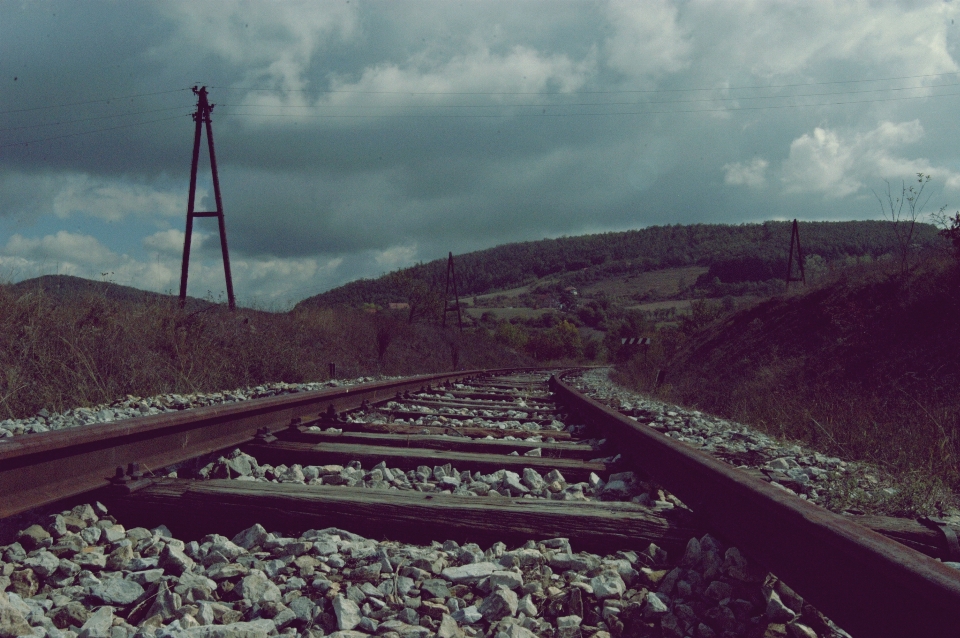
[0,284,532,420]
[299,220,934,309]
[627,255,960,511]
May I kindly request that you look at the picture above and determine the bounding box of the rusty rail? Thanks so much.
[551,374,960,637]
[0,368,547,519]
[3,367,959,636]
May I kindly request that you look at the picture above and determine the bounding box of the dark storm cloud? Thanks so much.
[2,1,960,302]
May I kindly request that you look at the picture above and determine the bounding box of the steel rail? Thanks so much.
[551,374,960,637]
[0,367,547,519]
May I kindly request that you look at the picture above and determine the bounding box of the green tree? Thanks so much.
[528,320,582,360]
[494,321,528,351]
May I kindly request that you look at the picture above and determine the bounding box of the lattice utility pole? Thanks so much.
[785,219,805,290]
[442,252,463,332]
[179,86,236,310]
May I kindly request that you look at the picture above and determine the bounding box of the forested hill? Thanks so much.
[296,221,941,309]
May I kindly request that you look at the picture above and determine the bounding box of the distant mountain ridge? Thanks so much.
[6,275,215,311]
[297,220,941,310]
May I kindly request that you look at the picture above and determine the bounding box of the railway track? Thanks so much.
[1,368,960,638]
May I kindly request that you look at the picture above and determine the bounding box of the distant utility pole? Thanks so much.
[442,252,463,332]
[785,218,805,290]
[179,86,236,310]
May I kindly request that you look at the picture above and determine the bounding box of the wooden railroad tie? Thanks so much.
[106,478,697,555]
[380,409,556,425]
[288,429,599,460]
[325,421,574,441]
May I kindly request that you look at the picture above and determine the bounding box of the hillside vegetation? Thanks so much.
[0,282,530,420]
[298,221,940,310]
[616,252,960,512]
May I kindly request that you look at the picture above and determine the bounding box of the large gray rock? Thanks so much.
[765,590,797,623]
[332,596,361,631]
[146,580,182,621]
[23,550,59,578]
[223,452,259,478]
[181,619,276,638]
[521,468,545,492]
[436,614,463,638]
[208,538,245,562]
[642,592,669,618]
[590,571,625,600]
[451,606,482,625]
[0,592,32,638]
[16,525,50,551]
[231,524,269,550]
[240,571,280,603]
[680,538,701,568]
[547,553,599,572]
[441,562,498,584]
[556,615,583,638]
[90,578,145,605]
[159,544,195,576]
[288,596,317,624]
[106,545,134,571]
[175,571,217,601]
[479,589,517,622]
[499,625,537,638]
[487,571,523,591]
[77,606,114,638]
[420,579,451,599]
[502,472,529,495]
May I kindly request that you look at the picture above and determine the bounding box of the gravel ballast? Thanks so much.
[0,501,849,638]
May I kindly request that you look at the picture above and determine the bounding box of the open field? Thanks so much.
[464,306,555,321]
[581,265,708,301]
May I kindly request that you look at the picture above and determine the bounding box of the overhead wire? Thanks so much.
[0,88,191,116]
[210,70,960,96]
[214,80,960,111]
[0,106,190,133]
[0,114,189,150]
[3,71,960,148]
[215,89,960,119]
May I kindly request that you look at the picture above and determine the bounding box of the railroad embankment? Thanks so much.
[0,284,531,421]
[617,255,960,514]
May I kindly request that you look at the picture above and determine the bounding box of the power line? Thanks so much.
[215,80,960,111]
[210,71,960,96]
[0,88,191,116]
[0,106,189,133]
[0,114,188,150]
[216,90,960,120]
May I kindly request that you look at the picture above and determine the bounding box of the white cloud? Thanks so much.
[4,231,117,265]
[49,174,185,222]
[781,120,960,197]
[156,1,358,93]
[724,158,768,187]
[232,42,597,127]
[688,1,959,81]
[604,0,691,79]
[375,245,418,269]
[143,229,196,255]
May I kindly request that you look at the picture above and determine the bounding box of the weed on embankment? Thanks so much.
[0,286,531,420]
[615,255,960,516]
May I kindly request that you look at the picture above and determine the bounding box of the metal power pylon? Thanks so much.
[785,219,806,290]
[442,252,463,331]
[179,86,236,310]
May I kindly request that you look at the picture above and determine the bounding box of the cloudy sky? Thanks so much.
[2,1,960,307]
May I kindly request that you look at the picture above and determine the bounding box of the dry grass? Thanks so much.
[0,285,530,420]
[614,254,960,515]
